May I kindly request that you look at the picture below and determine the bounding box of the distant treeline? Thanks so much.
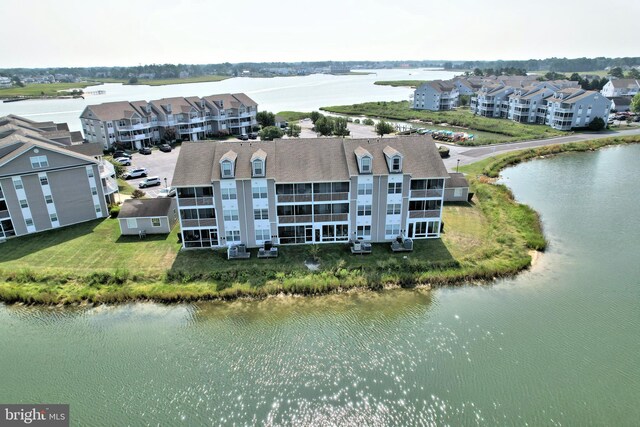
[445,57,640,72]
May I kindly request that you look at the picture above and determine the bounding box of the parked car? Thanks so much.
[122,167,148,179]
[248,132,258,140]
[138,176,161,188]
[113,151,132,159]
[138,147,152,155]
[158,144,172,152]
[239,134,249,141]
[157,187,176,198]
[113,157,131,166]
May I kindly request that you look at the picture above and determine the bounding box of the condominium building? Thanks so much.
[507,86,556,124]
[469,84,514,118]
[601,79,640,97]
[171,136,449,249]
[543,88,612,130]
[80,93,258,150]
[413,80,459,111]
[0,115,112,240]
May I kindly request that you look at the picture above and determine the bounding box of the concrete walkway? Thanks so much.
[442,127,640,171]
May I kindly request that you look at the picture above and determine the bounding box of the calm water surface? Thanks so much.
[1,145,639,426]
[0,69,459,131]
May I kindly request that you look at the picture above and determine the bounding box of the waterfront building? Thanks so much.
[542,88,612,130]
[171,136,449,249]
[469,84,514,118]
[0,115,113,240]
[413,80,459,111]
[507,86,556,124]
[600,79,640,97]
[80,93,258,150]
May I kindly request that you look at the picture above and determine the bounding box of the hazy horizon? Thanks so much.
[2,0,638,69]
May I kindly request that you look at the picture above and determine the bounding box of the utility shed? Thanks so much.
[444,173,470,202]
[118,198,178,236]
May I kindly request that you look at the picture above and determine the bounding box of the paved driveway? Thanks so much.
[121,147,181,198]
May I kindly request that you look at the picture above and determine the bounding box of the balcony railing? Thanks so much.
[118,133,150,142]
[178,197,214,206]
[313,213,349,222]
[409,210,440,219]
[103,177,119,195]
[278,214,313,224]
[0,210,10,219]
[99,161,115,178]
[313,192,349,202]
[181,218,217,227]
[277,194,313,203]
[410,189,443,198]
[117,122,151,131]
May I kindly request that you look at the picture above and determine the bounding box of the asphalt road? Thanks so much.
[441,126,640,171]
[121,147,181,197]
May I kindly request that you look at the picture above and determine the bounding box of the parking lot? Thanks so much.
[121,147,181,197]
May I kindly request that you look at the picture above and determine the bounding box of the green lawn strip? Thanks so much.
[117,179,135,195]
[275,111,312,122]
[0,82,97,97]
[93,75,230,86]
[374,80,428,88]
[321,101,566,145]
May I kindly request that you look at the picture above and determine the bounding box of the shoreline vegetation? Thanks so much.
[320,101,567,145]
[1,135,637,305]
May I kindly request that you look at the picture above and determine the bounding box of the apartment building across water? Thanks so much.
[80,93,258,150]
[171,136,449,249]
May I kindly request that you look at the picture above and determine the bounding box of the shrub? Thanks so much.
[109,205,121,218]
[131,189,145,199]
[362,118,375,126]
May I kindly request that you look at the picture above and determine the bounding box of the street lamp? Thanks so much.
[456,159,460,173]
[164,177,168,188]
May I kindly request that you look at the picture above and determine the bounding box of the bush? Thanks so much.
[588,117,605,131]
[362,118,375,126]
[131,189,145,199]
[109,205,121,218]
[259,126,285,141]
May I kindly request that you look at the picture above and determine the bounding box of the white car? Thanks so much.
[157,187,176,198]
[113,157,131,166]
[122,167,148,179]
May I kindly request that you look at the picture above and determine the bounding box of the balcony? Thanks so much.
[118,133,150,142]
[0,210,9,219]
[313,192,349,202]
[409,210,440,219]
[181,218,217,228]
[117,122,151,131]
[103,176,119,195]
[99,161,116,178]
[278,214,313,224]
[178,197,215,207]
[410,189,443,198]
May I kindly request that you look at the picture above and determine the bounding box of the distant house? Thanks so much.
[444,173,470,202]
[413,80,459,111]
[274,116,288,129]
[0,76,12,88]
[118,198,178,236]
[609,96,632,112]
[601,79,640,97]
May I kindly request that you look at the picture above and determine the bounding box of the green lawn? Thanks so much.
[275,111,312,122]
[0,82,97,97]
[93,75,230,86]
[321,101,566,145]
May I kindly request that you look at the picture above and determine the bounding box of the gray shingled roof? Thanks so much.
[118,198,175,218]
[65,143,104,157]
[446,172,469,189]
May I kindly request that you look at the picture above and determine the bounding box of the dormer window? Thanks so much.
[392,156,401,172]
[361,157,371,173]
[383,146,403,173]
[220,150,237,179]
[253,159,264,177]
[222,161,233,178]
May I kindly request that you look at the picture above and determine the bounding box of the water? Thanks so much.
[0,69,459,132]
[1,145,639,425]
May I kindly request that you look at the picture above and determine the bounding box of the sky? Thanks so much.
[1,0,638,68]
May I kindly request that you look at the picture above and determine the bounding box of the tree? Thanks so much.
[163,127,177,143]
[259,126,284,141]
[588,117,605,131]
[332,117,350,137]
[128,77,138,84]
[626,68,640,79]
[443,62,453,70]
[310,111,323,124]
[286,124,301,137]
[609,67,624,78]
[631,93,640,113]
[362,118,375,126]
[131,189,146,199]
[256,111,275,128]
[109,159,125,179]
[375,120,395,137]
[569,73,581,82]
[473,68,483,76]
[459,95,470,107]
[314,116,334,136]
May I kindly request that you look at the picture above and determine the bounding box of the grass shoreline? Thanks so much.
[3,135,636,305]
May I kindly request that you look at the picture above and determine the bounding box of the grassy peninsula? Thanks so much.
[374,80,428,88]
[94,75,231,86]
[321,101,566,145]
[0,82,97,98]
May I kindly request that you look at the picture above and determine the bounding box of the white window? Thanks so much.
[221,187,237,200]
[39,175,49,186]
[151,218,161,227]
[13,177,23,190]
[223,209,239,221]
[87,169,94,178]
[388,182,402,194]
[357,183,373,195]
[356,225,371,239]
[45,195,53,204]
[255,229,270,242]
[30,155,49,168]
[226,230,241,242]
[95,204,102,214]
[454,188,463,197]
[221,161,233,178]
[49,213,58,223]
[252,186,268,199]
[91,186,98,196]
[19,199,28,209]
[252,159,264,177]
[386,203,401,215]
[25,218,34,227]
[254,209,269,220]
[126,218,137,229]
[391,156,401,172]
[361,156,371,173]
[357,204,371,216]
[385,224,401,236]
